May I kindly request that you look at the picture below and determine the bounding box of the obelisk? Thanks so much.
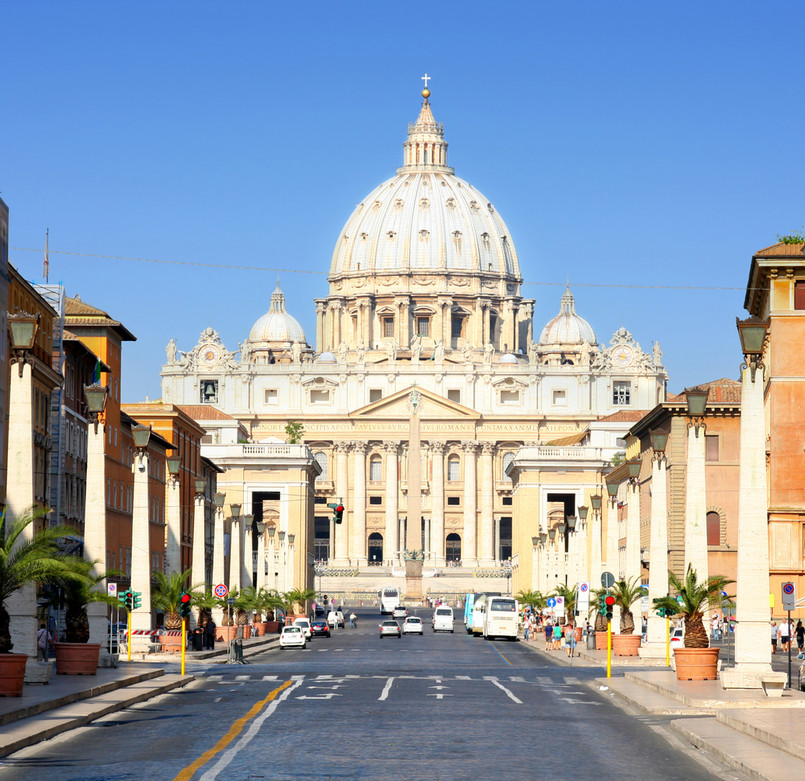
[405,389,424,601]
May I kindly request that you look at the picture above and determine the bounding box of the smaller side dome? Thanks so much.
[500,353,518,364]
[539,287,596,345]
[316,351,336,363]
[248,283,307,346]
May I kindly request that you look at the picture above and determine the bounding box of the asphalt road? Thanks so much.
[2,607,734,781]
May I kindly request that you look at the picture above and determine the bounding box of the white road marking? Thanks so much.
[206,675,223,681]
[561,697,601,705]
[235,675,251,681]
[488,678,523,704]
[307,685,344,689]
[378,677,394,701]
[455,675,471,680]
[483,675,499,681]
[262,675,278,681]
[316,674,332,679]
[509,676,525,682]
[296,693,342,700]
[214,697,221,703]
[199,678,304,781]
[427,693,451,699]
[429,685,449,690]
[291,675,304,680]
[565,676,581,685]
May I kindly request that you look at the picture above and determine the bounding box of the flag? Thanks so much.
[93,359,102,384]
[43,228,49,282]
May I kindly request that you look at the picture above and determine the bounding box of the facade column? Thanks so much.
[352,441,367,565]
[242,524,253,589]
[256,528,267,591]
[212,503,225,625]
[589,502,603,592]
[645,455,669,648]
[684,423,709,584]
[266,532,277,592]
[130,452,153,639]
[165,475,181,575]
[315,301,326,352]
[332,301,342,346]
[191,489,207,588]
[84,418,108,650]
[625,480,641,582]
[333,442,350,564]
[230,517,242,594]
[384,441,399,565]
[461,442,478,565]
[430,442,446,566]
[478,443,495,566]
[604,497,619,579]
[722,352,780,688]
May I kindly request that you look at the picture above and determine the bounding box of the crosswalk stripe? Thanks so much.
[262,675,278,681]
[509,676,525,682]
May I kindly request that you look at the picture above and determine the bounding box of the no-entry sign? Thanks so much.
[214,583,228,598]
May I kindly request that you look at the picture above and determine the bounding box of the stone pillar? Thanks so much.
[430,442,446,566]
[625,481,641,582]
[406,403,422,552]
[589,507,603,594]
[334,442,350,564]
[212,506,225,624]
[352,441,367,565]
[230,517,241,594]
[130,452,153,636]
[645,456,669,649]
[191,491,206,588]
[242,525,253,589]
[315,301,326,352]
[266,535,277,593]
[461,442,479,565]
[384,441,399,565]
[165,476,181,575]
[332,301,342,346]
[576,519,587,585]
[84,421,108,649]
[684,423,709,585]
[604,498,619,579]
[478,443,495,566]
[722,359,779,689]
[256,528,267,591]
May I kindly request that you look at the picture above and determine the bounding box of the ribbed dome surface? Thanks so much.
[539,288,596,345]
[248,284,306,344]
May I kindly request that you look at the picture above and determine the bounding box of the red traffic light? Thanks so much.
[604,595,615,606]
[180,592,191,604]
[336,505,344,513]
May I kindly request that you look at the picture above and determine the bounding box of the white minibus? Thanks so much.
[483,596,519,640]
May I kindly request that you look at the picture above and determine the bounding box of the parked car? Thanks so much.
[311,620,331,638]
[403,616,423,635]
[670,627,685,649]
[379,620,402,639]
[293,618,312,639]
[279,625,306,650]
[327,610,345,628]
[392,606,408,619]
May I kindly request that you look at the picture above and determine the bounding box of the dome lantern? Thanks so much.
[398,79,453,175]
[538,286,597,346]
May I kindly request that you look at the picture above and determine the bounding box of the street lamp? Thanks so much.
[606,480,619,505]
[83,383,108,434]
[267,525,276,540]
[736,315,769,381]
[590,494,602,512]
[166,455,181,480]
[131,424,152,450]
[213,492,226,509]
[288,533,295,546]
[650,430,668,455]
[566,516,577,532]
[577,506,588,522]
[9,311,39,376]
[626,459,641,482]
[194,478,206,497]
[230,503,242,519]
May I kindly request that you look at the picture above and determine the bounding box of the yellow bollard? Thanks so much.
[127,610,132,662]
[181,617,187,676]
[666,615,670,667]
[606,618,612,678]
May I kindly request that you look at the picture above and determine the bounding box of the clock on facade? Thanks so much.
[612,345,634,368]
[201,345,220,365]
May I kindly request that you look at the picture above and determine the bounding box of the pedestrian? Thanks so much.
[349,612,357,629]
[523,619,530,642]
[711,614,721,641]
[778,619,790,653]
[552,623,562,651]
[641,615,648,642]
[204,618,216,649]
[771,621,778,654]
[544,622,553,650]
[796,620,804,659]
[564,623,576,658]
[36,623,52,662]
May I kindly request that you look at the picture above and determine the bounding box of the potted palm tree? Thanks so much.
[153,570,203,653]
[591,587,611,650]
[52,558,121,674]
[284,588,317,620]
[654,566,733,680]
[260,589,282,634]
[193,588,218,635]
[609,577,644,656]
[0,507,90,695]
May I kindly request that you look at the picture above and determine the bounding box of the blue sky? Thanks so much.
[3,2,804,403]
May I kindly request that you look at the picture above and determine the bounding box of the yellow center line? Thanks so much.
[172,679,293,781]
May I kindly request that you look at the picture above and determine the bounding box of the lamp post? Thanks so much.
[623,460,642,583]
[165,454,182,576]
[229,504,242,594]
[130,424,153,640]
[547,528,557,592]
[267,525,277,591]
[565,515,577,587]
[577,505,589,583]
[255,521,267,591]
[314,561,326,600]
[683,386,710,586]
[211,492,226,625]
[556,522,567,589]
[242,514,254,589]
[605,479,621,580]
[722,316,779,689]
[288,533,296,592]
[644,430,670,653]
[531,536,540,591]
[192,479,207,589]
[589,495,603,589]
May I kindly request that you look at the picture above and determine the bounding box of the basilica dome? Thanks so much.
[329,93,520,279]
[539,287,596,346]
[248,283,306,345]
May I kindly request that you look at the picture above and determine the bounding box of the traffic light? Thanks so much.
[123,590,133,611]
[598,594,606,615]
[334,504,344,524]
[118,590,130,611]
[180,592,192,620]
[605,595,615,621]
[132,591,143,610]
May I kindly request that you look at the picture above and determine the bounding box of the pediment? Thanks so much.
[350,386,480,420]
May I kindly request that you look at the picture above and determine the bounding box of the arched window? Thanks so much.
[370,455,382,481]
[502,451,514,481]
[706,511,721,546]
[314,451,327,481]
[368,532,383,563]
[447,455,460,482]
[446,533,462,563]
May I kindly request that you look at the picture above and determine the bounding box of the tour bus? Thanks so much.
[466,592,502,636]
[379,587,401,615]
[483,596,519,640]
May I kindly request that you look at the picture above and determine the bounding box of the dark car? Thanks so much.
[311,620,331,637]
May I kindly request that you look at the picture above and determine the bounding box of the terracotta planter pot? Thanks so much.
[217,625,238,642]
[0,653,28,696]
[674,646,720,681]
[574,627,583,642]
[611,633,641,656]
[241,625,251,640]
[159,633,183,654]
[54,642,100,675]
[265,621,279,634]
[252,623,268,637]
[595,630,610,650]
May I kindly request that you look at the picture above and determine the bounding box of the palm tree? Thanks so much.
[192,588,218,628]
[54,558,121,643]
[0,507,91,653]
[550,583,577,620]
[152,570,203,630]
[653,566,734,649]
[516,590,547,615]
[284,588,317,616]
[591,587,609,631]
[609,577,644,635]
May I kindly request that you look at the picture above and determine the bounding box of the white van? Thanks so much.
[432,606,454,633]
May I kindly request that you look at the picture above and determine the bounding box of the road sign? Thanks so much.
[782,582,796,611]
[546,597,556,608]
[226,597,235,605]
[554,596,565,616]
[577,581,590,611]
[214,583,228,598]
[107,583,117,596]
[601,571,615,589]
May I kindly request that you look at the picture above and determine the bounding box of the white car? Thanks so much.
[279,625,306,650]
[432,606,454,632]
[670,627,685,649]
[293,618,312,639]
[403,616,423,635]
[327,611,345,628]
[392,606,408,619]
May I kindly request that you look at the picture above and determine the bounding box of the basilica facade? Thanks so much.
[161,87,668,593]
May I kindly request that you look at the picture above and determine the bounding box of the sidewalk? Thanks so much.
[0,632,280,759]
